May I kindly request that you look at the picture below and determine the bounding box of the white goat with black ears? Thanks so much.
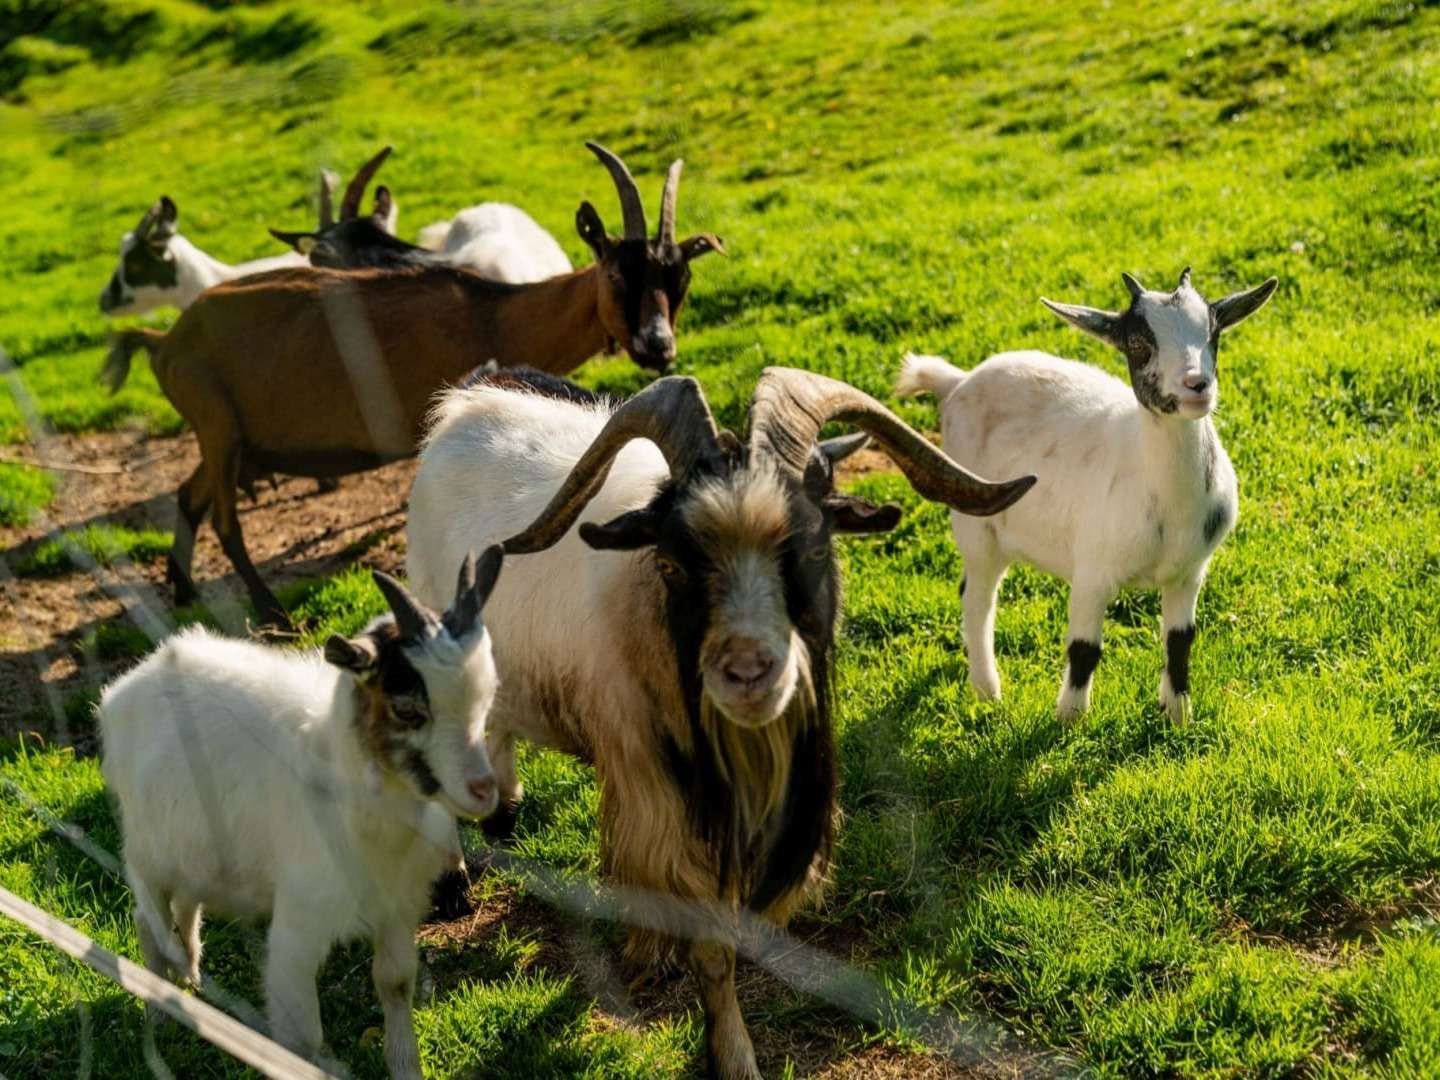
[898,267,1277,722]
[98,549,504,1078]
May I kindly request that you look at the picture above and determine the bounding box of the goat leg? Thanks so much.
[689,939,760,1080]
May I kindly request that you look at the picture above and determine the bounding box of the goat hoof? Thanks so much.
[429,867,474,920]
[1163,691,1192,726]
[167,565,198,607]
[315,477,340,494]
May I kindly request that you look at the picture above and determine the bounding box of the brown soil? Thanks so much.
[0,429,415,739]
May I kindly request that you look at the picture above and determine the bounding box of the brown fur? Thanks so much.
[108,264,621,624]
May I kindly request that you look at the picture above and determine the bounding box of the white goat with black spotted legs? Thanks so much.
[897,267,1277,722]
[98,550,503,1078]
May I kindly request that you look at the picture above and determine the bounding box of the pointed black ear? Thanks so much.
[473,544,503,608]
[680,233,726,260]
[578,507,662,551]
[1213,277,1279,332]
[152,195,178,241]
[373,570,440,641]
[826,495,903,534]
[576,201,609,259]
[269,227,319,256]
[371,186,395,231]
[1040,297,1126,351]
[324,633,379,673]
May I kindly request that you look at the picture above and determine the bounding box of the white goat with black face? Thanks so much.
[98,196,307,316]
[897,267,1277,723]
[98,550,503,1078]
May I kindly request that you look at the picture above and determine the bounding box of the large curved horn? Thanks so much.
[586,141,647,240]
[657,159,682,244]
[503,376,720,554]
[340,146,392,221]
[318,168,339,228]
[747,367,1035,516]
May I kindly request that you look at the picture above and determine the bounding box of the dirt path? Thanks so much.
[0,430,416,739]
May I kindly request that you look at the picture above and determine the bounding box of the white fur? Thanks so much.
[415,203,572,283]
[101,231,306,316]
[98,623,498,1077]
[897,346,1238,723]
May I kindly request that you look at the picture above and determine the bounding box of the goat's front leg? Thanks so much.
[689,939,759,1080]
[1159,574,1203,724]
[429,819,474,920]
[1057,579,1113,718]
[264,901,330,1062]
[372,919,423,1080]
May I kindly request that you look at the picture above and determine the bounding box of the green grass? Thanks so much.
[2,0,1439,1075]
[13,524,170,576]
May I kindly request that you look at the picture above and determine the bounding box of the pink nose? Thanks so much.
[1183,374,1211,394]
[467,776,496,805]
[721,641,777,688]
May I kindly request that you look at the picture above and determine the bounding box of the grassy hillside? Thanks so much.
[2,0,1439,1076]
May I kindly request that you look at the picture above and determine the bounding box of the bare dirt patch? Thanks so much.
[0,429,415,739]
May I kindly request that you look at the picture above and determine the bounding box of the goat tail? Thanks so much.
[895,352,968,401]
[101,328,165,395]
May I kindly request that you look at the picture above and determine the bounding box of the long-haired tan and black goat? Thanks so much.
[102,143,724,626]
[406,367,1035,1079]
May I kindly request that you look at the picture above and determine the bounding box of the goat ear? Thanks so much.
[680,233,727,261]
[324,633,379,674]
[152,195,178,241]
[371,186,396,233]
[820,433,869,465]
[373,570,441,641]
[1040,297,1126,350]
[1212,276,1279,332]
[576,201,609,259]
[578,507,662,551]
[269,227,318,255]
[826,495,903,534]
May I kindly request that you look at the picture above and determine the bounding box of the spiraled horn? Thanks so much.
[658,159,682,244]
[747,367,1035,516]
[586,141,647,240]
[502,376,721,554]
[340,146,392,221]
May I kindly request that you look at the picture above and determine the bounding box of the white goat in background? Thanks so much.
[898,267,1277,723]
[98,196,307,316]
[99,550,503,1078]
[415,202,572,283]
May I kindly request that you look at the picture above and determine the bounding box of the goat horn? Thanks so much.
[340,146,392,221]
[657,159,682,244]
[372,569,441,641]
[586,141,647,241]
[1176,266,1192,291]
[503,376,720,554]
[318,168,339,228]
[747,367,1036,516]
[1122,272,1145,301]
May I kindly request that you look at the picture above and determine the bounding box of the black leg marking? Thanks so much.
[481,797,520,842]
[1067,640,1102,689]
[959,574,967,598]
[1166,624,1196,695]
[429,866,473,920]
[1202,504,1230,545]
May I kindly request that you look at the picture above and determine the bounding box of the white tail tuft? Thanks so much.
[895,352,967,401]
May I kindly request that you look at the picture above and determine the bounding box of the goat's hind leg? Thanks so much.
[205,440,288,629]
[167,464,211,607]
[957,526,1008,701]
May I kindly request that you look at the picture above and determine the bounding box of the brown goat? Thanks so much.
[102,144,725,627]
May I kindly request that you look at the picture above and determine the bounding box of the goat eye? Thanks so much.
[656,557,678,577]
[806,546,828,562]
[391,703,428,728]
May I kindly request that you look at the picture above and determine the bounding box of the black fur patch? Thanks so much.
[1203,430,1217,493]
[463,364,603,406]
[1203,504,1231,545]
[1166,624,1196,696]
[404,747,441,796]
[1067,639,1102,689]
[1116,307,1178,414]
[121,240,177,289]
